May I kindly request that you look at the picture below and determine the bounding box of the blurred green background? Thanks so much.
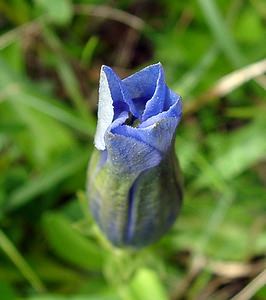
[0,0,265,299]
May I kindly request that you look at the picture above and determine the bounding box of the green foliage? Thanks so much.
[35,0,73,25]
[42,213,104,271]
[129,268,168,300]
[0,0,265,299]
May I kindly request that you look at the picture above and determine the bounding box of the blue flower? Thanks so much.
[87,63,183,248]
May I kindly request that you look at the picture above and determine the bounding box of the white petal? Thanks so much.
[94,67,114,150]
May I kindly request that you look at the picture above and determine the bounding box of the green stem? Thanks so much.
[0,229,46,292]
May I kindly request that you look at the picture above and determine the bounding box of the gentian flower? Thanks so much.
[87,63,183,248]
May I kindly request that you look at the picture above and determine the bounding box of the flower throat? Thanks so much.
[124,112,141,128]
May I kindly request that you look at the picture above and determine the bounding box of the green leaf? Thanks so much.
[0,281,16,300]
[35,0,73,25]
[42,213,104,271]
[197,0,245,67]
[81,36,99,66]
[235,8,264,43]
[0,57,95,137]
[0,42,25,74]
[25,296,119,300]
[6,150,89,211]
[0,230,45,292]
[197,118,266,186]
[41,26,95,123]
[129,268,168,300]
[6,102,76,167]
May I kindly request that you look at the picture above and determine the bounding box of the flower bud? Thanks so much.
[87,63,183,248]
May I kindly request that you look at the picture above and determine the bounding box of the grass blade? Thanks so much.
[0,229,45,292]
[197,0,244,67]
[5,150,90,211]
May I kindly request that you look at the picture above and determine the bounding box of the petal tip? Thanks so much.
[149,62,164,72]
[100,65,118,79]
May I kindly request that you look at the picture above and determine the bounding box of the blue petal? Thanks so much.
[139,93,182,128]
[101,66,140,118]
[105,132,162,174]
[94,66,137,150]
[164,87,181,111]
[95,63,182,153]
[122,63,162,106]
[111,117,178,153]
[110,111,129,130]
[141,63,166,121]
